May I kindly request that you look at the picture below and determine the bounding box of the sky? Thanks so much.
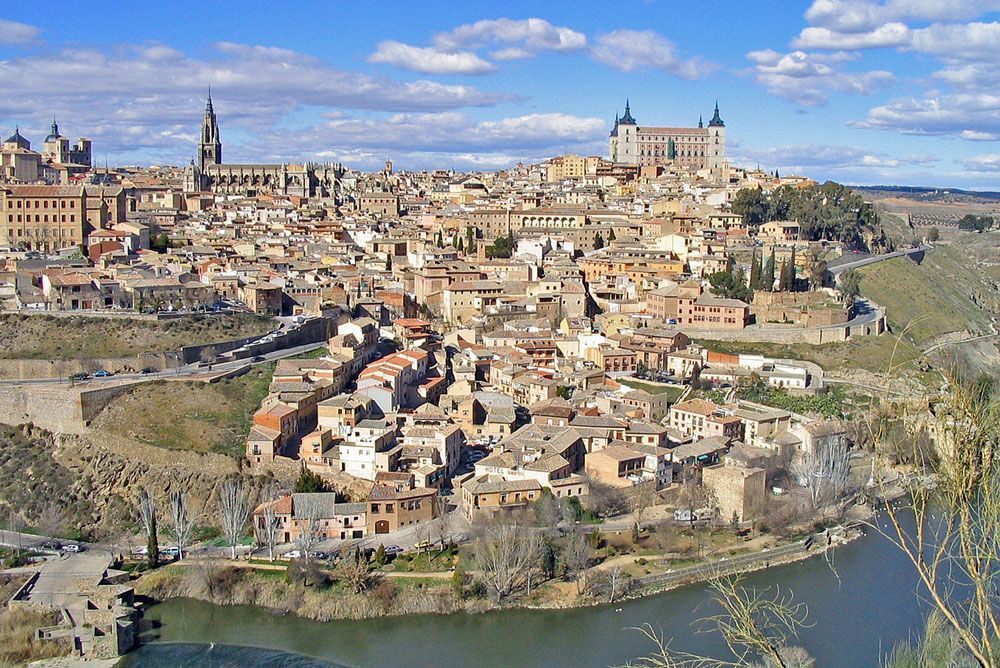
[1,1,999,189]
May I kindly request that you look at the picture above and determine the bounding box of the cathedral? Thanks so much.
[184,94,342,199]
[608,100,726,171]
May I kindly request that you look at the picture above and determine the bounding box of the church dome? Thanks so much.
[5,127,29,148]
[45,119,62,142]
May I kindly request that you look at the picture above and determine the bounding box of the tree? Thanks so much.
[839,269,861,305]
[486,233,514,259]
[373,543,387,567]
[436,230,443,248]
[294,467,329,493]
[677,471,715,530]
[217,478,252,560]
[876,380,999,667]
[167,491,194,560]
[594,232,605,249]
[596,565,632,603]
[628,575,812,667]
[585,479,630,518]
[255,485,281,563]
[294,505,324,560]
[806,253,827,290]
[926,226,940,242]
[564,531,592,594]
[199,346,217,369]
[731,187,770,226]
[708,269,752,303]
[473,521,541,601]
[956,214,993,232]
[456,236,464,252]
[629,482,657,533]
[792,438,853,512]
[137,487,158,569]
[749,249,762,291]
[335,549,377,593]
[761,248,776,291]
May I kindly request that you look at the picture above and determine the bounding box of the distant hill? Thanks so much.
[851,185,1000,204]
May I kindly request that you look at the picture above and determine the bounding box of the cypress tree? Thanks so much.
[762,248,776,291]
[436,230,443,248]
[594,232,605,249]
[147,514,159,569]
[456,236,464,252]
[749,249,761,291]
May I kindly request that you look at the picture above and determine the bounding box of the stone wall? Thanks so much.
[0,381,141,433]
[0,353,177,380]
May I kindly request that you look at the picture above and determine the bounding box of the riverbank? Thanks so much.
[126,509,930,668]
[133,517,868,624]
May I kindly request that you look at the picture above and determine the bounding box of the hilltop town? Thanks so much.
[0,98,997,660]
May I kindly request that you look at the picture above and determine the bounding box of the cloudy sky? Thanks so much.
[1,1,999,188]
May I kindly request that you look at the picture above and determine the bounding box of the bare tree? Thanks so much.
[597,565,633,604]
[137,487,158,568]
[335,550,377,593]
[564,531,592,594]
[586,478,631,518]
[629,482,657,532]
[626,575,812,667]
[473,521,541,601]
[167,491,195,560]
[255,485,281,562]
[294,506,323,559]
[792,436,852,512]
[677,470,715,529]
[217,479,252,560]
[200,346,218,370]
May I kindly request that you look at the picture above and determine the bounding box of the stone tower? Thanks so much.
[707,101,726,171]
[198,91,222,172]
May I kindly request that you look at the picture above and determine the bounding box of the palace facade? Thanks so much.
[609,100,726,171]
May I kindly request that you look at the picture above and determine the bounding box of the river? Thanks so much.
[123,516,930,667]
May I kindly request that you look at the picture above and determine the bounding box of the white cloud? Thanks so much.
[241,111,607,171]
[0,19,40,46]
[745,49,893,106]
[908,22,1000,60]
[960,154,1000,172]
[794,22,910,49]
[368,41,496,75]
[0,41,513,162]
[434,18,587,54]
[591,30,716,79]
[850,93,1000,137]
[803,0,1000,33]
[960,130,999,141]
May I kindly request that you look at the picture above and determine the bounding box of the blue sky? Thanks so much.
[1,1,999,188]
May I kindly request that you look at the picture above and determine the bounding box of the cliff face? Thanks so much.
[0,423,281,541]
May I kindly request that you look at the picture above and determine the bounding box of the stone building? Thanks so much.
[183,94,342,198]
[609,100,726,171]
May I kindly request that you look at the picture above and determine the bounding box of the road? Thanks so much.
[828,244,930,278]
[0,339,327,386]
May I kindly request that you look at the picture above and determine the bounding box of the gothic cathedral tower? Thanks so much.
[198,91,222,172]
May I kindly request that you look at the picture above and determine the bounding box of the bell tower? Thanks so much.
[198,90,222,171]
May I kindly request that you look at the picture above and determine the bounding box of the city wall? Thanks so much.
[0,381,140,433]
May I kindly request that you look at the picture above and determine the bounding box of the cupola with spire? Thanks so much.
[45,118,62,143]
[619,98,637,125]
[708,101,725,127]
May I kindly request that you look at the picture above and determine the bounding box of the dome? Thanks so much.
[45,119,62,142]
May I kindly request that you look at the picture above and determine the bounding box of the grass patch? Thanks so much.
[0,313,273,360]
[857,244,996,347]
[618,379,685,402]
[291,346,330,360]
[91,363,276,456]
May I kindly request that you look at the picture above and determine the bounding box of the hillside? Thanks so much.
[0,313,273,360]
[90,364,275,457]
[857,237,999,376]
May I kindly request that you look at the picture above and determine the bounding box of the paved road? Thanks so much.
[828,245,930,278]
[0,340,327,386]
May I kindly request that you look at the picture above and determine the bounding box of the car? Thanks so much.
[311,551,328,560]
[140,366,157,374]
[282,549,303,559]
[467,451,487,463]
[40,540,61,550]
[161,547,180,556]
[93,370,112,378]
[69,372,89,381]
[61,543,81,553]
[251,355,266,362]
[383,545,404,556]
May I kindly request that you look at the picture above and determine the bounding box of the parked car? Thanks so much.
[413,540,435,551]
[93,370,112,378]
[282,549,303,559]
[467,450,487,463]
[140,367,157,374]
[251,355,266,362]
[40,540,61,550]
[69,372,89,381]
[61,543,81,553]
[311,551,329,561]
[383,545,404,556]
